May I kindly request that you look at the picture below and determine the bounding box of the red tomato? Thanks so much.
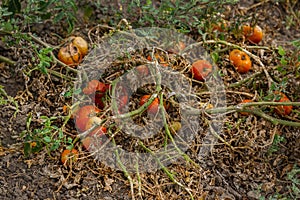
[239,99,253,116]
[81,137,92,150]
[139,95,160,115]
[242,25,263,44]
[191,60,213,81]
[83,80,107,95]
[274,92,293,116]
[75,105,101,132]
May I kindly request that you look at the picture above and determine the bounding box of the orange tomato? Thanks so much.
[239,99,253,116]
[58,43,82,66]
[212,21,227,32]
[139,95,160,115]
[75,105,101,132]
[229,49,252,73]
[71,36,89,56]
[274,92,293,116]
[242,25,263,44]
[61,149,79,166]
[191,60,213,81]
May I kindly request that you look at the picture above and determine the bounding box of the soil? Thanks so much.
[0,1,299,200]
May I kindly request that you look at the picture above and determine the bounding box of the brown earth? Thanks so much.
[0,1,299,200]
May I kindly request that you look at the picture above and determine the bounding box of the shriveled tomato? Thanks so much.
[229,49,252,73]
[274,92,293,116]
[191,60,213,81]
[71,36,89,56]
[75,105,101,132]
[239,99,253,116]
[58,43,82,66]
[61,148,79,166]
[139,95,161,115]
[242,25,263,44]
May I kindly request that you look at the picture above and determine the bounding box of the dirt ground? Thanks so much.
[0,1,299,200]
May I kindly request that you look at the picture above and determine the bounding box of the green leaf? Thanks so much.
[278,46,286,56]
[24,142,31,157]
[43,136,52,143]
[211,52,219,63]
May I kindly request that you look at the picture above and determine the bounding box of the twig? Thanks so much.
[139,141,194,200]
[0,55,16,66]
[112,138,136,200]
[228,71,262,88]
[159,93,199,168]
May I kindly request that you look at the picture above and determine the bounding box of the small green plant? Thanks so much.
[0,85,19,117]
[268,134,286,155]
[33,46,54,74]
[22,113,74,157]
[287,165,300,198]
[2,0,78,33]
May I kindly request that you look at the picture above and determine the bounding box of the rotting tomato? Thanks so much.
[274,92,293,116]
[191,60,213,81]
[229,49,252,73]
[242,25,263,44]
[136,65,149,76]
[239,99,253,116]
[75,105,101,132]
[71,36,89,56]
[61,148,79,166]
[58,43,82,66]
